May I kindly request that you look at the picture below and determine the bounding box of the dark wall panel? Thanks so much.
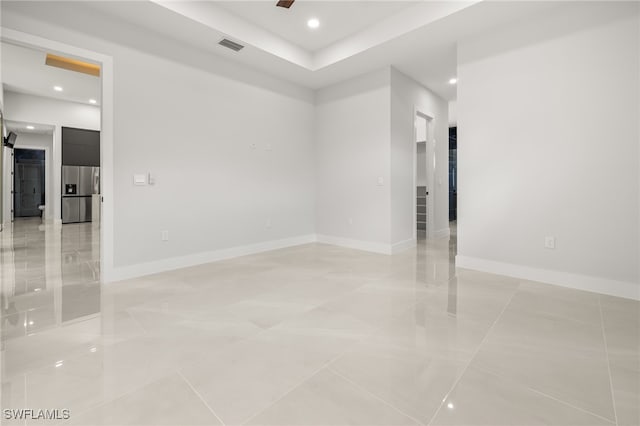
[62,127,100,166]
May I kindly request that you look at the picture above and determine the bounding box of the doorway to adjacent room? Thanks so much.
[13,148,45,218]
[414,111,434,240]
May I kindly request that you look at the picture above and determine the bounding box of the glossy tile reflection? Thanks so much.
[1,218,100,344]
[1,220,639,425]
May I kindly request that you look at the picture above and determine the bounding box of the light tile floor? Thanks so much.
[1,218,638,425]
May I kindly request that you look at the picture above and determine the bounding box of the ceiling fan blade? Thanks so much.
[276,0,295,9]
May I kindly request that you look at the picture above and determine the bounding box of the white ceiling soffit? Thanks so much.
[151,1,479,71]
[6,120,55,135]
[215,1,420,52]
[0,1,569,100]
[1,41,101,106]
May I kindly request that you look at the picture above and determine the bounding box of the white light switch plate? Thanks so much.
[133,174,146,185]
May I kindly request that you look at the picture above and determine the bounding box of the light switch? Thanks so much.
[377,176,384,186]
[133,174,146,185]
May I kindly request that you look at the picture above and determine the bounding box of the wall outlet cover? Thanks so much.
[544,236,556,249]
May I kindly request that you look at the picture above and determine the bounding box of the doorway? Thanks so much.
[415,111,434,240]
[449,127,457,221]
[14,148,45,218]
[2,28,114,282]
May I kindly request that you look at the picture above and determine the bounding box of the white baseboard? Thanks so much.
[456,255,640,301]
[108,234,317,283]
[391,238,416,254]
[433,227,450,239]
[316,234,392,255]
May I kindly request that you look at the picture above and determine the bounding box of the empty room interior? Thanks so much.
[0,1,638,425]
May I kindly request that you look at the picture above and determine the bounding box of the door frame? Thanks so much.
[2,28,115,283]
[413,109,436,240]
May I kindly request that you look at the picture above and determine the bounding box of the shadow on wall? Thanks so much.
[459,2,638,65]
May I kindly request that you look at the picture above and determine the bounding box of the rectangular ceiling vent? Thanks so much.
[218,38,244,52]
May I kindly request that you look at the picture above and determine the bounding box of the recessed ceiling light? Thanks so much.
[26,125,35,130]
[89,99,97,104]
[53,86,63,92]
[449,78,457,85]
[307,18,320,29]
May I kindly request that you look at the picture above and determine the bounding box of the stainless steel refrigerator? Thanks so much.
[62,166,100,224]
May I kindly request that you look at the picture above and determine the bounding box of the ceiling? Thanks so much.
[5,119,55,135]
[1,41,101,106]
[1,1,569,101]
[215,1,420,52]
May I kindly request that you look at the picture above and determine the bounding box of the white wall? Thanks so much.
[2,132,54,222]
[457,2,640,299]
[315,68,391,251]
[314,67,448,252]
[113,50,315,269]
[416,142,427,187]
[448,101,457,127]
[3,5,316,276]
[3,91,100,223]
[390,67,449,244]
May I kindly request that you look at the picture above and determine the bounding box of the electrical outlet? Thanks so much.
[249,143,257,150]
[544,236,555,249]
[377,176,384,186]
[161,230,169,242]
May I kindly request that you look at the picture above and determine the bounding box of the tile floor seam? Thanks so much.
[2,340,103,380]
[470,362,618,425]
[327,366,426,426]
[425,286,519,426]
[177,370,226,426]
[239,330,379,426]
[239,356,343,425]
[57,370,181,425]
[598,296,619,426]
[124,308,151,335]
[526,382,617,425]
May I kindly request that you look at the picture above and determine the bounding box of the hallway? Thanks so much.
[0,219,638,425]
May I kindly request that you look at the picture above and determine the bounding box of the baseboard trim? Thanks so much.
[108,234,317,283]
[456,255,640,301]
[316,234,391,255]
[433,227,450,239]
[391,238,416,254]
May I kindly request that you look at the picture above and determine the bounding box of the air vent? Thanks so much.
[218,38,244,52]
[276,0,295,8]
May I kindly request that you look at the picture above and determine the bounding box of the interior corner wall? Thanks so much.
[456,2,640,299]
[3,91,100,223]
[390,67,449,246]
[315,68,392,252]
[3,4,316,278]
